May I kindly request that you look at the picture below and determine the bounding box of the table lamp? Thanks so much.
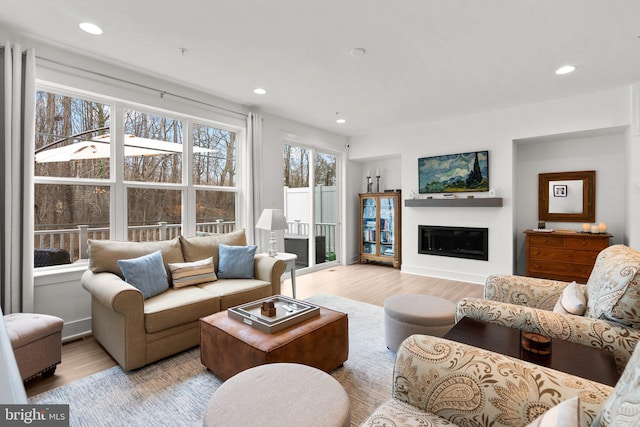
[255,209,288,257]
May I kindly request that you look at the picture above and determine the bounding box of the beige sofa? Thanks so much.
[81,229,286,371]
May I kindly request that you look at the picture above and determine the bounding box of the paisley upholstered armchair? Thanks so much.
[362,334,639,426]
[456,244,640,373]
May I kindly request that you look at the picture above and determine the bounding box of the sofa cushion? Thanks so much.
[217,244,257,279]
[526,396,580,427]
[117,250,169,300]
[168,256,217,288]
[198,278,272,310]
[553,282,586,316]
[88,237,184,279]
[585,244,640,327]
[143,287,220,333]
[179,229,247,269]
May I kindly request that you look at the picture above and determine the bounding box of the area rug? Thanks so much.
[30,294,394,426]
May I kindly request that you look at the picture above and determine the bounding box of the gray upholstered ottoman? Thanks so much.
[384,294,456,352]
[4,313,63,381]
[203,363,350,427]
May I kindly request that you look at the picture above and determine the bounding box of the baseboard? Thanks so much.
[62,317,92,342]
[401,264,487,285]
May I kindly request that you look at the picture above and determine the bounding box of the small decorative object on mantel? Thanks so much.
[520,330,551,356]
[375,169,381,192]
[261,300,277,317]
[582,223,591,232]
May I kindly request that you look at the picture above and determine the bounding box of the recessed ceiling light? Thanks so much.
[253,88,267,95]
[79,22,103,35]
[350,48,366,57]
[336,118,347,124]
[555,65,576,75]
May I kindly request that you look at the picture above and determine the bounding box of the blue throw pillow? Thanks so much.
[217,244,257,279]
[117,250,169,299]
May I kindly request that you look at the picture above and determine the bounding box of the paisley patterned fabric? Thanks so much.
[484,275,571,310]
[592,330,640,426]
[360,335,613,427]
[585,245,640,328]
[457,298,640,373]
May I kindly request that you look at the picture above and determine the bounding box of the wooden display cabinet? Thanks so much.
[359,192,401,268]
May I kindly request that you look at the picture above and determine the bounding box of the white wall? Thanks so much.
[627,85,640,249]
[514,130,627,275]
[349,87,633,284]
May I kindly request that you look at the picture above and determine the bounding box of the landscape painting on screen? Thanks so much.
[418,150,489,193]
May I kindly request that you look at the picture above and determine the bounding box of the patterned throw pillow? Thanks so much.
[592,341,640,426]
[216,244,257,279]
[585,245,640,327]
[117,250,169,299]
[168,257,217,288]
[553,282,586,316]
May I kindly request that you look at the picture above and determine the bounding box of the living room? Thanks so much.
[2,1,640,425]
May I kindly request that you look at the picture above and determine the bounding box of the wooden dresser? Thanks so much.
[524,230,611,283]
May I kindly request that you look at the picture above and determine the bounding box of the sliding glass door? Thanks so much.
[283,143,339,269]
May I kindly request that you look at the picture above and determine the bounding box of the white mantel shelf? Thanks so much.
[405,197,503,207]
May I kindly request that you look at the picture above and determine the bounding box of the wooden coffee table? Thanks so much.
[200,306,349,380]
[444,317,619,386]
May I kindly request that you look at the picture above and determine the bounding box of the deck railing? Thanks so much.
[34,220,335,265]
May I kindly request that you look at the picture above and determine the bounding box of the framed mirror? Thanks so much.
[538,170,595,222]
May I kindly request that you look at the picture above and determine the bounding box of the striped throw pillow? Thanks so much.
[168,257,217,288]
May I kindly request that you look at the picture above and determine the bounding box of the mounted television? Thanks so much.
[418,150,489,194]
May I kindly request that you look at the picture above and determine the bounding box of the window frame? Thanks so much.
[33,82,247,268]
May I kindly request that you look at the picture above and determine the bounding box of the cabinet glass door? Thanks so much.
[362,197,377,254]
[379,197,395,258]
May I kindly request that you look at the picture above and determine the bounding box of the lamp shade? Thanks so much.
[255,209,288,231]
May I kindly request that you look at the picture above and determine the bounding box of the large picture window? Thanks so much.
[33,87,243,267]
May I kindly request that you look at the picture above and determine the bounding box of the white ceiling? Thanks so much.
[1,0,639,137]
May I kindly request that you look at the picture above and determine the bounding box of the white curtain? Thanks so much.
[246,112,262,244]
[1,42,35,314]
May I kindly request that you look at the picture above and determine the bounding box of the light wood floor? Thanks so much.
[24,263,483,397]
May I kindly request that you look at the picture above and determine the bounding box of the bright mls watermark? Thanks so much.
[1,405,69,426]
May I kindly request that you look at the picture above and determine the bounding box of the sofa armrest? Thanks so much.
[254,255,286,295]
[81,270,144,314]
[485,274,576,310]
[457,297,640,373]
[394,335,613,426]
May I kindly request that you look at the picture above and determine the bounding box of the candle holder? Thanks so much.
[366,175,372,193]
[376,175,381,192]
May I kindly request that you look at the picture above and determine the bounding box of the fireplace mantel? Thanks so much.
[405,197,503,207]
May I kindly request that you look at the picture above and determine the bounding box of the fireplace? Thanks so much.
[418,225,488,261]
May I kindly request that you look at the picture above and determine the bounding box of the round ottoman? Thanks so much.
[203,363,350,427]
[384,294,457,352]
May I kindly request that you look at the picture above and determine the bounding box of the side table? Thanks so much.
[271,252,298,298]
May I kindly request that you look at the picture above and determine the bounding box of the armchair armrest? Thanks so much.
[485,274,579,310]
[394,335,613,426]
[457,297,640,373]
[254,255,286,295]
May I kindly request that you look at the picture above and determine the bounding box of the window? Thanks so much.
[33,87,244,266]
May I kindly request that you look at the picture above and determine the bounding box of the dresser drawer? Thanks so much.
[527,260,593,282]
[529,247,599,265]
[527,234,565,248]
[564,236,609,251]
